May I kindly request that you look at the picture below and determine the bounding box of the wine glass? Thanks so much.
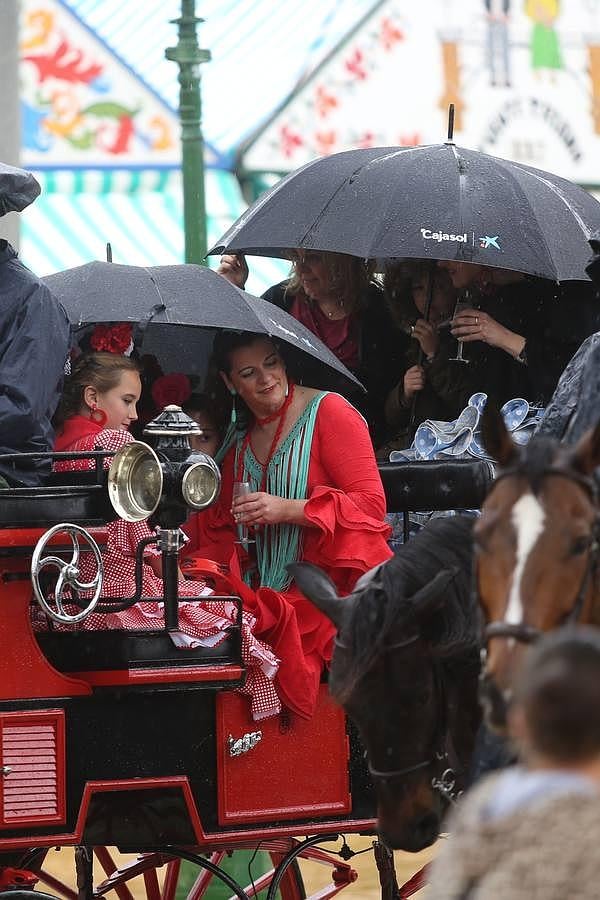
[450,291,476,364]
[232,481,255,546]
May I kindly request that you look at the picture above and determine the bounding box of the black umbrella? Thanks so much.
[43,261,363,393]
[0,161,41,216]
[210,143,600,282]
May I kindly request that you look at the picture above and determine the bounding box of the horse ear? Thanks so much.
[412,567,459,624]
[481,402,517,467]
[287,562,345,628]
[570,419,600,476]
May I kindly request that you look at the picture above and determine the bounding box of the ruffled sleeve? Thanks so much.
[303,393,392,595]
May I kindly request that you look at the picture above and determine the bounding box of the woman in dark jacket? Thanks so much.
[438,260,591,409]
[379,260,460,454]
[218,251,402,445]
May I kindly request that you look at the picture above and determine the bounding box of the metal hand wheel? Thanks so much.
[31,523,104,625]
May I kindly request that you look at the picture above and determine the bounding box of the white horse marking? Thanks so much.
[506,493,546,626]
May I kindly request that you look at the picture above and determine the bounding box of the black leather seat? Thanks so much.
[378,459,495,513]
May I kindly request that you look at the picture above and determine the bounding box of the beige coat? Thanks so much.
[428,773,600,900]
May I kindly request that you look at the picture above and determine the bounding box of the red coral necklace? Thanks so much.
[237,381,295,491]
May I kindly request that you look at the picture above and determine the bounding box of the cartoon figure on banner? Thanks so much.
[525,0,563,80]
[484,0,512,88]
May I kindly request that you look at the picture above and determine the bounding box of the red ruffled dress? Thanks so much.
[184,393,393,719]
[48,416,281,721]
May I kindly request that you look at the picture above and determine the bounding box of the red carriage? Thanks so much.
[0,402,493,900]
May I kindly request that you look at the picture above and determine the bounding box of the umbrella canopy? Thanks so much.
[0,161,41,216]
[43,261,363,393]
[210,143,600,282]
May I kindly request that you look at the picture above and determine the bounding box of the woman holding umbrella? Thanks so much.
[184,331,393,720]
[218,250,401,445]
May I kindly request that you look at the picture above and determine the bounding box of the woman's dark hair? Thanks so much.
[212,331,281,375]
[54,351,141,428]
[383,259,453,330]
[183,392,223,436]
[514,626,600,763]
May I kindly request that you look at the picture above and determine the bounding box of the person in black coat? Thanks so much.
[0,241,70,485]
[437,260,596,409]
[218,251,402,445]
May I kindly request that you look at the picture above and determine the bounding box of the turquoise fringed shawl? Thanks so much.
[235,392,327,591]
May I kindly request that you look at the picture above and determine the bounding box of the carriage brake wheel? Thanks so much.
[31,523,104,625]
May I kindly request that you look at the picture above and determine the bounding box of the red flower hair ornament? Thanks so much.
[90,322,134,356]
[151,373,192,410]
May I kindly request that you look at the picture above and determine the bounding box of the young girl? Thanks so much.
[183,393,222,458]
[51,351,280,721]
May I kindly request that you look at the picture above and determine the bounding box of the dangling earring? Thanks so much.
[284,381,289,398]
[90,403,108,428]
[230,388,237,426]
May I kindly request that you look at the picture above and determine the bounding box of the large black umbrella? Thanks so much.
[210,143,600,282]
[43,261,363,392]
[0,161,40,216]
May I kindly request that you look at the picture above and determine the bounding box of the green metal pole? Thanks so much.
[166,0,211,264]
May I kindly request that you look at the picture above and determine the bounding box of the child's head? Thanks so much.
[511,627,600,767]
[183,393,221,458]
[56,351,141,431]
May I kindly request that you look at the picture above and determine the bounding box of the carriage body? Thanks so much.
[0,472,378,862]
[0,453,493,900]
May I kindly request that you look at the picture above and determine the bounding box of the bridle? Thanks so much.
[480,466,600,647]
[334,633,462,805]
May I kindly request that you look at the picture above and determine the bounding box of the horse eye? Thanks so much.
[570,536,591,556]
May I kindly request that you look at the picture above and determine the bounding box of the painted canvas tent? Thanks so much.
[240,0,600,192]
[17,0,376,293]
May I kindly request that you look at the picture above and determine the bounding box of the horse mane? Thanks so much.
[339,516,478,696]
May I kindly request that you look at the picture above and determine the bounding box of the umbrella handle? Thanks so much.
[408,263,436,432]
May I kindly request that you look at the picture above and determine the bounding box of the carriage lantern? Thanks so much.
[108,404,221,527]
[107,404,221,631]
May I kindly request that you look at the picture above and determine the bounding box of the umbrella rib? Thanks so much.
[301,146,420,249]
[494,157,562,280]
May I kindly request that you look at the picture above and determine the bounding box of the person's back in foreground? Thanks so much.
[0,160,70,486]
[428,627,600,900]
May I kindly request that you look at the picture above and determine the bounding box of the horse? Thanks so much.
[290,515,481,852]
[475,404,600,731]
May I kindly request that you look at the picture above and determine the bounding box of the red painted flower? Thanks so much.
[90,322,133,355]
[151,373,192,410]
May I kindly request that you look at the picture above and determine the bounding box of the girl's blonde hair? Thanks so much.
[286,250,375,314]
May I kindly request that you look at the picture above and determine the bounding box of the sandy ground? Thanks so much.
[37,838,438,898]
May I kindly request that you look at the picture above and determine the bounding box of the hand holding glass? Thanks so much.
[232,482,256,545]
[450,295,474,364]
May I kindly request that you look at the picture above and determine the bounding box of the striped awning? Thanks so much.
[18,168,288,295]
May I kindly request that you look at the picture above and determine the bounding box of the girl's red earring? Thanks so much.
[90,403,108,428]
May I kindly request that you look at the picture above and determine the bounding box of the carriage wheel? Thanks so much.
[24,842,360,900]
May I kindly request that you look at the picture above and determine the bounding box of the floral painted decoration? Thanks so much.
[151,373,192,411]
[90,322,134,356]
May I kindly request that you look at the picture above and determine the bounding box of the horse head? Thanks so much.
[476,404,600,731]
[290,528,480,851]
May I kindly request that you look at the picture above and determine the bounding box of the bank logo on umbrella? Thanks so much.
[479,235,501,250]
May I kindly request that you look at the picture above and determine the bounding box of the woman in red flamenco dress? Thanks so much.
[50,350,280,721]
[184,332,393,720]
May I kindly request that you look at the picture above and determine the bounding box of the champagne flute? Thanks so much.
[232,481,255,546]
[450,291,475,364]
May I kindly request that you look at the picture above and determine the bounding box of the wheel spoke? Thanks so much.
[70,533,80,567]
[185,851,225,900]
[161,858,182,900]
